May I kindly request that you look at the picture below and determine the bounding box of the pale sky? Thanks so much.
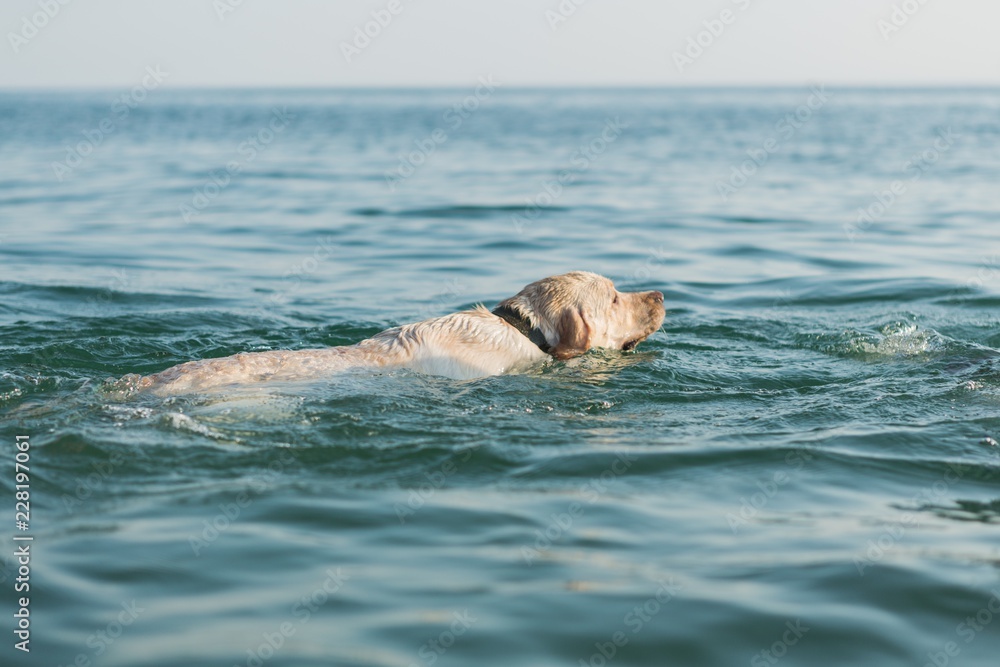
[1,0,998,88]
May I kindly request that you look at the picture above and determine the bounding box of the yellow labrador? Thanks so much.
[133,271,665,395]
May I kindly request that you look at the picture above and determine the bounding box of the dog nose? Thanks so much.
[649,291,664,304]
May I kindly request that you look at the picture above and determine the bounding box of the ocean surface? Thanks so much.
[1,87,999,666]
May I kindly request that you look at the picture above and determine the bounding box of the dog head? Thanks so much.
[496,271,665,360]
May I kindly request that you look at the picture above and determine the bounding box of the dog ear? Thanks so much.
[550,307,592,360]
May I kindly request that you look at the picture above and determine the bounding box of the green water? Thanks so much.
[1,89,999,666]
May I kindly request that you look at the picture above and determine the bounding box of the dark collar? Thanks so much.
[492,305,551,354]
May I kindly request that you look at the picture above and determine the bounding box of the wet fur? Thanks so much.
[136,271,665,395]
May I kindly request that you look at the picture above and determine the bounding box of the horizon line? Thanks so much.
[1,82,999,93]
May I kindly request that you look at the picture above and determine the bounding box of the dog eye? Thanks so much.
[612,295,619,305]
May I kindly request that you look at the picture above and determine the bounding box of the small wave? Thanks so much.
[163,411,242,442]
[794,279,964,306]
[350,204,569,219]
[710,214,799,225]
[249,170,342,181]
[817,322,948,360]
[100,403,156,422]
[0,281,223,313]
[100,374,146,401]
[919,498,1000,524]
[0,192,98,207]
